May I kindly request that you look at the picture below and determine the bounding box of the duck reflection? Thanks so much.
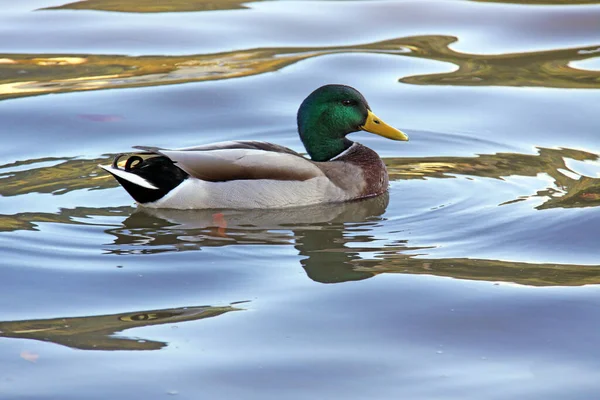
[108,195,393,283]
[0,304,242,351]
[103,195,600,286]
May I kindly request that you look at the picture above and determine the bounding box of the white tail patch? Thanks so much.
[99,164,159,190]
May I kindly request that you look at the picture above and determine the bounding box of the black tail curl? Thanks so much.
[110,154,188,204]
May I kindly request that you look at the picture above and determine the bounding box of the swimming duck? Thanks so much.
[100,84,408,209]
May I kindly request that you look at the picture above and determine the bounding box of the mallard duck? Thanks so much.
[100,84,408,209]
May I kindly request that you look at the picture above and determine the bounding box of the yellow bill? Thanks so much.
[360,110,409,141]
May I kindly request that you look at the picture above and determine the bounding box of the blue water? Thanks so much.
[1,1,600,399]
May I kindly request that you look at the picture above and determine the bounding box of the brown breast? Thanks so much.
[318,143,389,199]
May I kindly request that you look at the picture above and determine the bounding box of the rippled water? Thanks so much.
[1,1,600,399]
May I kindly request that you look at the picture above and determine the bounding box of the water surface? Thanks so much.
[1,1,600,399]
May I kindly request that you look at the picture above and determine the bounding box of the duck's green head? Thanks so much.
[297,84,408,161]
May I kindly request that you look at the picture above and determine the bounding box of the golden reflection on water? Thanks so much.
[386,147,600,210]
[0,206,133,232]
[0,304,241,351]
[400,36,600,88]
[0,156,115,197]
[1,36,599,100]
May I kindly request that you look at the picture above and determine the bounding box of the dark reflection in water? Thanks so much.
[4,193,597,286]
[0,304,242,351]
[104,203,600,286]
[2,36,599,100]
[112,195,397,283]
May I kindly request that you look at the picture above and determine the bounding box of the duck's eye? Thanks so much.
[341,100,354,106]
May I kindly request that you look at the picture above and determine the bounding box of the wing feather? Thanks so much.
[133,142,323,182]
[178,141,301,155]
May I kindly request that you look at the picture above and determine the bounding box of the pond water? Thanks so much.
[1,1,600,399]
